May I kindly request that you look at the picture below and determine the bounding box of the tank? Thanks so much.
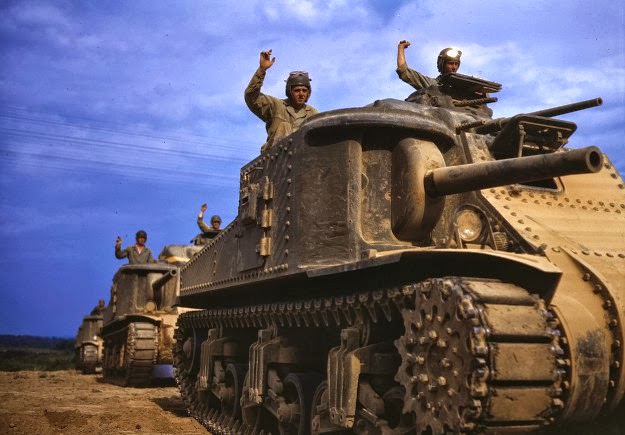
[74,300,105,374]
[101,243,201,386]
[172,74,625,433]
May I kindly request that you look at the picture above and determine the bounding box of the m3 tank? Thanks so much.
[102,243,200,386]
[74,300,105,374]
[172,73,625,433]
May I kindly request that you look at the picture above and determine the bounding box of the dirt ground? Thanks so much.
[0,370,206,434]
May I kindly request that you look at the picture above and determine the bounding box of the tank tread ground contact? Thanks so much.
[103,321,158,387]
[173,277,566,434]
[80,343,99,374]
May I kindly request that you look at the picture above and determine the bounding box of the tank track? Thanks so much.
[80,343,99,374]
[173,277,566,434]
[103,321,158,387]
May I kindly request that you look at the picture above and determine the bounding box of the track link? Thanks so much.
[173,277,566,434]
[103,321,158,387]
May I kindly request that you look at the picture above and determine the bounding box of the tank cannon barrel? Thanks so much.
[472,97,603,134]
[424,146,603,197]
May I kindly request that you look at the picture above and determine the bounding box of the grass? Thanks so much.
[0,347,75,371]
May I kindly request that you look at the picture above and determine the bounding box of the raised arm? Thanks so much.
[397,40,411,69]
[245,49,279,121]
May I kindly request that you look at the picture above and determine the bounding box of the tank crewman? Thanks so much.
[90,299,106,315]
[197,203,222,239]
[114,230,156,264]
[245,49,319,153]
[396,40,493,117]
[396,40,461,90]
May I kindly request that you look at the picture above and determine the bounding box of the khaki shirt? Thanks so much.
[245,67,318,151]
[396,63,439,90]
[115,245,155,264]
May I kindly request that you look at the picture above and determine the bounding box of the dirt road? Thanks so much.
[0,370,206,434]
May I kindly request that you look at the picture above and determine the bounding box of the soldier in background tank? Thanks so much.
[192,203,223,246]
[397,40,496,118]
[115,230,155,264]
[245,49,318,152]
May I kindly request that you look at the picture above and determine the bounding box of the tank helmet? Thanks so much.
[284,71,311,98]
[437,47,462,73]
[135,230,148,239]
[210,215,222,224]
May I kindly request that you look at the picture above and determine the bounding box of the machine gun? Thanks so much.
[456,97,603,158]
[457,97,603,133]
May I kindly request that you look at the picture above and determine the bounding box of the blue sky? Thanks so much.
[1,0,623,337]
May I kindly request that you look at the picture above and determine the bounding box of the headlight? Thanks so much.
[456,209,484,242]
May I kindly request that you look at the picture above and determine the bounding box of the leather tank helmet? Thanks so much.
[285,71,312,101]
[437,47,462,73]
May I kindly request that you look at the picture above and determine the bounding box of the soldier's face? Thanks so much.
[211,220,221,230]
[443,61,459,73]
[289,86,310,109]
[136,236,146,246]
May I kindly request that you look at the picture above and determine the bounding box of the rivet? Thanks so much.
[286,192,292,198]
[552,247,561,252]
[284,235,290,241]
[582,250,590,255]
[285,221,290,226]
[518,219,525,224]
[582,273,591,281]
[287,178,292,184]
[595,251,602,256]
[286,207,291,213]
[607,252,614,258]
[525,227,532,232]
[419,374,429,383]
[428,330,438,340]
[284,249,289,256]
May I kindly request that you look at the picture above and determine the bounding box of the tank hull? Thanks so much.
[174,100,625,432]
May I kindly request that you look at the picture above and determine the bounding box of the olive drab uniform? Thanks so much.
[115,245,155,264]
[396,63,439,90]
[245,67,318,152]
[396,63,493,118]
